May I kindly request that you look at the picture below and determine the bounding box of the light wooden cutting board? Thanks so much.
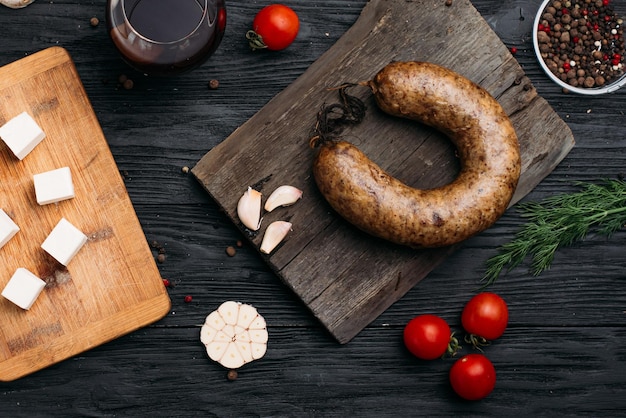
[0,46,170,381]
[193,0,576,343]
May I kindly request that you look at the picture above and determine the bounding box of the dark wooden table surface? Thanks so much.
[1,0,625,416]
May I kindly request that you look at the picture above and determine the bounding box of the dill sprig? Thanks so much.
[482,178,626,285]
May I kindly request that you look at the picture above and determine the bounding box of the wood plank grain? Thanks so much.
[192,0,576,343]
[2,325,624,416]
[0,1,625,416]
[0,47,170,381]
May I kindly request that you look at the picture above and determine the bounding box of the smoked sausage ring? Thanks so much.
[311,61,521,248]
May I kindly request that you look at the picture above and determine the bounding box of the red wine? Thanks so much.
[106,0,226,76]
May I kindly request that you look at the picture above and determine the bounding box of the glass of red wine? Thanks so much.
[106,0,226,76]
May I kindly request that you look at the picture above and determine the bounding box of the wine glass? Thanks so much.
[106,0,226,76]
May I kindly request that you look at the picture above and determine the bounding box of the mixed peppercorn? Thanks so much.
[536,0,625,89]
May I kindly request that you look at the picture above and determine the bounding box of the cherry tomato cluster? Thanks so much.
[403,292,509,401]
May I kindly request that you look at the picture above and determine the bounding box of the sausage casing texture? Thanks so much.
[312,61,521,248]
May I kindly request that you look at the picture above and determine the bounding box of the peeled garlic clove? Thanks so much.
[237,187,262,231]
[264,185,303,212]
[200,301,268,369]
[260,221,292,254]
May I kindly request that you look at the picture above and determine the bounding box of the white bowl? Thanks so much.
[533,0,626,94]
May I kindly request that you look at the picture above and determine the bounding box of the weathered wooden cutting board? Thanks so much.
[0,47,170,381]
[193,0,575,343]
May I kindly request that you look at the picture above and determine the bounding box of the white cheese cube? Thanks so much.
[41,217,88,266]
[0,112,46,160]
[1,268,46,310]
[0,209,20,250]
[33,166,75,205]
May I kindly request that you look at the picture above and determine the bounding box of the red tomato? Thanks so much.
[461,292,509,342]
[449,354,496,400]
[248,4,300,51]
[403,314,453,360]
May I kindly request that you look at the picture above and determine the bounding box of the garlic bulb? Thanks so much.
[1,0,35,8]
[264,185,303,212]
[200,301,268,369]
[260,221,292,254]
[237,187,262,231]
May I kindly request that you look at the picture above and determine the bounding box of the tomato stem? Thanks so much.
[246,30,267,50]
[464,333,491,352]
[445,332,461,358]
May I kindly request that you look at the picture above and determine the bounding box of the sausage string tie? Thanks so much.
[309,84,366,149]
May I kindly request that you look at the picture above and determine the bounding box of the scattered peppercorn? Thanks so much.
[236,240,244,248]
[227,370,238,381]
[536,0,625,89]
[116,74,135,90]
[90,17,99,27]
[510,46,518,54]
[208,79,220,89]
[181,166,190,174]
[163,278,171,288]
[150,239,168,263]
[184,295,193,303]
[226,246,236,257]
[445,0,453,6]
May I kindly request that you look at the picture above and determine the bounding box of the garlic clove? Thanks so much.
[260,221,292,254]
[237,187,263,231]
[264,185,303,212]
[200,301,268,369]
[205,310,226,330]
[222,325,237,338]
[251,342,267,360]
[207,341,230,364]
[200,323,218,345]
[235,341,254,364]
[1,0,36,9]
[214,330,231,343]
[249,315,267,330]
[218,300,240,326]
[220,343,247,370]
[237,303,260,329]
[249,328,269,344]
